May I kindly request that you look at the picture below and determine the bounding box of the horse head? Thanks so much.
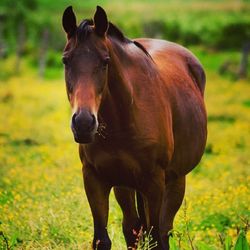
[62,6,110,143]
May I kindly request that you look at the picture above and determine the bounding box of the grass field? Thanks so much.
[0,59,249,250]
[1,0,250,249]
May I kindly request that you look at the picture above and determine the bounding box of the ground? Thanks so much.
[0,69,249,249]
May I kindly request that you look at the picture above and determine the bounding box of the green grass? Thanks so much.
[0,58,250,249]
[1,1,250,249]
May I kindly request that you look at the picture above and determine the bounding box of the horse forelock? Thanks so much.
[76,19,126,42]
[76,19,94,42]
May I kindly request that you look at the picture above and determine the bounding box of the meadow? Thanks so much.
[0,0,250,249]
[0,60,249,250]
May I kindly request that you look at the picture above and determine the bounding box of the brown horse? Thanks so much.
[62,6,207,250]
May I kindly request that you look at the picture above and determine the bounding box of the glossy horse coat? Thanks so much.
[62,6,207,250]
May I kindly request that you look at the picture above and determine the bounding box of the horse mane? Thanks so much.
[108,22,128,42]
[77,19,151,58]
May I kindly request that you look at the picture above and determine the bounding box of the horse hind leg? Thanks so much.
[159,174,186,249]
[113,187,143,249]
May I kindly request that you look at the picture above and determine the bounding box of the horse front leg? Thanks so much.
[114,187,142,249]
[82,165,112,250]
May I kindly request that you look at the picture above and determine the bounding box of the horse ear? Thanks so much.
[94,6,108,37]
[62,6,77,38]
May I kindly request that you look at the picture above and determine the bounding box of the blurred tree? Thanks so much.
[0,0,38,72]
[238,42,250,79]
[38,28,49,78]
[0,14,7,59]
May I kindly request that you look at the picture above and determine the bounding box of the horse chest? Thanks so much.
[83,143,161,187]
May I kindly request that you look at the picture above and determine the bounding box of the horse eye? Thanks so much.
[103,57,110,67]
[62,57,68,65]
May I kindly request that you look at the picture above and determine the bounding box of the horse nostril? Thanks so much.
[71,113,77,128]
[91,115,96,127]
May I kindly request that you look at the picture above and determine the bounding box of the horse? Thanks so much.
[62,5,207,250]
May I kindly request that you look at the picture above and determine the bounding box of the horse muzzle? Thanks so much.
[71,108,97,144]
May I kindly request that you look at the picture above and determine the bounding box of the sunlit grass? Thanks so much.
[0,71,249,249]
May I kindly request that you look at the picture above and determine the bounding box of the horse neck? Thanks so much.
[98,38,169,143]
[99,39,137,132]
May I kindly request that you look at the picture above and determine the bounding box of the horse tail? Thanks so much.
[136,191,147,230]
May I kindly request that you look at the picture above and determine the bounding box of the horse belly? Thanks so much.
[143,39,207,175]
[170,91,207,176]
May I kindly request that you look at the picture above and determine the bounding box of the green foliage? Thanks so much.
[199,213,232,232]
[0,0,38,49]
[1,0,250,57]
[1,0,250,80]
[168,228,250,250]
[196,242,216,250]
[169,236,180,250]
[225,235,233,250]
[234,231,249,250]
[46,51,62,68]
[216,22,250,50]
[142,19,250,49]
